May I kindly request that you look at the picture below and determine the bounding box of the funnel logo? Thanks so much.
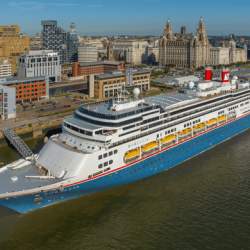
[222,70,230,83]
[224,73,229,81]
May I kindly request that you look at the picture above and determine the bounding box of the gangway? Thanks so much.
[3,128,34,159]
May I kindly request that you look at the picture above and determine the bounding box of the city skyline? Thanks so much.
[0,0,250,36]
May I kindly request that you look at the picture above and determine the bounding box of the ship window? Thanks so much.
[109,160,113,165]
[104,153,108,158]
[109,151,113,156]
[98,155,102,160]
[114,149,118,154]
[104,162,108,167]
[98,164,103,169]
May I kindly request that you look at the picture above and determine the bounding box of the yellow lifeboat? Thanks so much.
[206,118,217,126]
[142,141,158,153]
[124,148,140,162]
[160,134,176,145]
[218,115,226,123]
[193,122,205,131]
[178,128,192,137]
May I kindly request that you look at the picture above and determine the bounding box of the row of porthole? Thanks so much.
[98,160,113,169]
[98,149,118,160]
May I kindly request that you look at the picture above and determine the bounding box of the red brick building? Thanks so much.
[0,77,49,102]
[72,61,125,77]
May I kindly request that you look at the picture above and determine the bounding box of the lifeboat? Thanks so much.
[193,122,205,132]
[160,134,176,146]
[218,115,226,123]
[141,141,158,154]
[178,128,192,137]
[206,118,217,127]
[124,148,140,162]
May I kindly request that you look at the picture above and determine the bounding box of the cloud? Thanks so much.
[8,1,80,10]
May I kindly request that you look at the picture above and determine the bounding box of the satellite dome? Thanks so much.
[189,81,195,89]
[133,88,141,99]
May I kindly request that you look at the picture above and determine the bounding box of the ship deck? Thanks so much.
[0,163,60,196]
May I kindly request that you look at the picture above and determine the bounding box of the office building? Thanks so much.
[94,70,150,99]
[0,25,30,74]
[0,84,16,120]
[78,45,98,63]
[210,47,230,66]
[0,59,12,78]
[112,40,149,65]
[0,76,49,103]
[18,50,61,82]
[72,61,125,78]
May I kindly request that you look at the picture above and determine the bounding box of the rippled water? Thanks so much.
[0,132,250,250]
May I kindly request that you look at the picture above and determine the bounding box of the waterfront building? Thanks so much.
[0,84,16,120]
[18,50,61,83]
[72,61,125,78]
[0,76,49,103]
[0,25,30,74]
[159,18,210,69]
[112,40,149,65]
[210,47,230,66]
[227,38,248,64]
[78,45,98,63]
[94,70,150,99]
[0,59,12,78]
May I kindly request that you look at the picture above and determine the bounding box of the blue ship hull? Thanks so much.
[1,114,250,213]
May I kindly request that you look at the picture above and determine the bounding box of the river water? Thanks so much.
[0,131,249,250]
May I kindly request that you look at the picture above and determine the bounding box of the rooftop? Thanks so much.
[79,60,124,67]
[96,70,150,80]
[0,76,46,85]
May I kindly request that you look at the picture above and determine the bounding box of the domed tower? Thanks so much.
[164,19,174,40]
[196,17,209,45]
[194,17,210,68]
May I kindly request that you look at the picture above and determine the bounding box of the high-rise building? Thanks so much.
[0,25,30,74]
[159,18,210,69]
[67,23,79,63]
[41,21,79,64]
[78,45,98,63]
[18,50,61,82]
[41,20,68,64]
[0,59,12,78]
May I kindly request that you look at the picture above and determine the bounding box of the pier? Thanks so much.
[3,128,34,159]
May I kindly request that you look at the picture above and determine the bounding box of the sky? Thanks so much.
[0,0,250,36]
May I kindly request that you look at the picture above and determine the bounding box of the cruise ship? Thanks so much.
[0,68,250,213]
